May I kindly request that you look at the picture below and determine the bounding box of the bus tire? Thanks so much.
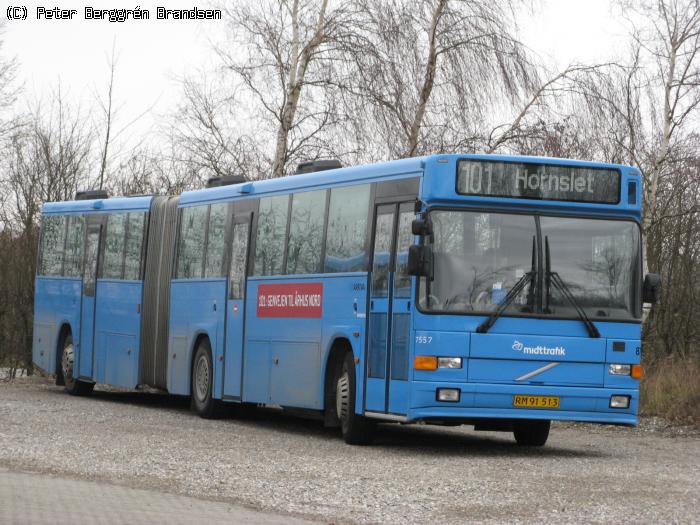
[191,339,221,419]
[60,334,94,396]
[336,352,375,445]
[513,419,550,446]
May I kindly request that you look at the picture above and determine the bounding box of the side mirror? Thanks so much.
[408,245,433,277]
[412,218,432,236]
[642,273,661,304]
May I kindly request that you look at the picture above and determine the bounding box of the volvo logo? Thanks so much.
[512,340,524,351]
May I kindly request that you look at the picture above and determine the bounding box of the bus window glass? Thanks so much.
[204,204,227,278]
[229,221,250,299]
[254,195,289,276]
[287,190,326,274]
[103,213,127,279]
[539,217,640,319]
[371,208,394,297]
[63,215,85,277]
[420,211,536,313]
[124,212,145,280]
[177,206,208,279]
[324,184,370,273]
[394,207,414,298]
[40,215,67,276]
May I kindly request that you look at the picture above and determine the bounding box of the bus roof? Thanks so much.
[39,154,639,212]
[179,154,638,206]
[42,195,153,214]
[180,156,427,206]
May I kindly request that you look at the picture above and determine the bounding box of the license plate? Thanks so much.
[513,395,560,409]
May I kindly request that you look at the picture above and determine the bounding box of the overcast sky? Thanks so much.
[3,0,631,148]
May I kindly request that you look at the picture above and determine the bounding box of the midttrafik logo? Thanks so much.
[512,339,566,356]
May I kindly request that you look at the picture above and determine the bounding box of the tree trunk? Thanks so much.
[406,0,447,157]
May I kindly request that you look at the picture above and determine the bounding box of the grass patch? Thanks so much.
[640,356,700,424]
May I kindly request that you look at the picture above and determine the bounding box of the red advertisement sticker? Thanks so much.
[256,282,323,318]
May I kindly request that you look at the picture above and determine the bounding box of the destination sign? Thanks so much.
[456,160,620,204]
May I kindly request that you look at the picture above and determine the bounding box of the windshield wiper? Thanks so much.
[544,236,600,338]
[476,236,536,334]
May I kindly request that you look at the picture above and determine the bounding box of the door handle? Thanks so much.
[273,357,279,365]
[213,303,217,311]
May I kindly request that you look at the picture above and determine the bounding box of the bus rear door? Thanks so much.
[77,219,102,379]
[223,212,252,399]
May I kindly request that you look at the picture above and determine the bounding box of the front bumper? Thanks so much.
[407,381,638,426]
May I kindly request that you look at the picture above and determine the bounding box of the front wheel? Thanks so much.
[335,352,375,445]
[513,419,550,446]
[191,339,221,419]
[60,334,94,396]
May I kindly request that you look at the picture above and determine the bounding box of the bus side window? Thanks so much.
[204,203,227,278]
[103,213,127,279]
[324,184,370,273]
[254,195,289,276]
[63,215,85,277]
[124,212,146,280]
[287,190,326,275]
[176,205,208,279]
[39,215,67,276]
[229,221,250,299]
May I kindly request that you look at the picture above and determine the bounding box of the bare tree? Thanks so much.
[215,0,360,177]
[486,64,617,154]
[0,88,93,373]
[341,0,537,160]
[0,22,20,142]
[620,1,700,231]
[169,73,265,182]
[96,41,118,190]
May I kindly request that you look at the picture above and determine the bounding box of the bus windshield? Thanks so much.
[418,211,640,320]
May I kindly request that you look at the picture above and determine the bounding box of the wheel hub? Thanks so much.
[194,355,210,402]
[62,344,74,382]
[336,371,349,421]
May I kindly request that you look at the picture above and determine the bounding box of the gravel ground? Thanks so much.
[1,376,698,524]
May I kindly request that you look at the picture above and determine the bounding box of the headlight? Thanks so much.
[609,364,632,375]
[437,357,462,369]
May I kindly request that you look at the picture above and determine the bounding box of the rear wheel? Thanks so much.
[60,334,94,396]
[513,420,550,446]
[335,352,375,445]
[191,339,221,419]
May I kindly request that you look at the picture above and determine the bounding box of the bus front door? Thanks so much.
[222,213,251,399]
[365,202,414,415]
[78,222,102,380]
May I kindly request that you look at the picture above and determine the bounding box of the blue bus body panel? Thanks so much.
[77,295,96,378]
[223,295,246,398]
[93,280,144,388]
[168,279,227,396]
[409,309,641,424]
[32,277,82,374]
[242,274,367,411]
[36,195,153,386]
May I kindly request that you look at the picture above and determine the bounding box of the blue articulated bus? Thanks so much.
[32,154,661,446]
